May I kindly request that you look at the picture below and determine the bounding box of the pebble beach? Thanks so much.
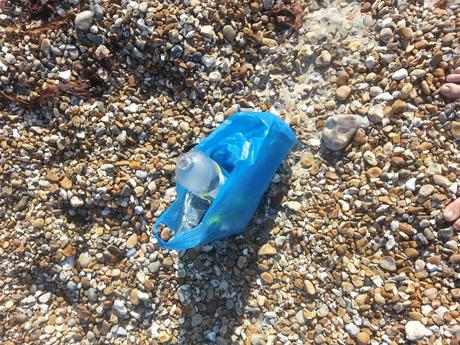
[0,0,459,344]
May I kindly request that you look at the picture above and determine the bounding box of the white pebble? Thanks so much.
[70,196,84,207]
[345,323,359,337]
[374,92,394,102]
[369,86,383,97]
[392,68,408,81]
[309,138,321,147]
[405,320,433,341]
[59,70,72,81]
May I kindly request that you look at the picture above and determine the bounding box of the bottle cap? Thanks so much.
[177,155,192,170]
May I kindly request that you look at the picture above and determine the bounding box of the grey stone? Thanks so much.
[78,252,92,268]
[200,25,215,39]
[116,130,127,145]
[116,326,127,337]
[380,256,396,272]
[251,334,266,345]
[263,0,275,9]
[88,288,98,302]
[178,285,191,305]
[433,175,451,188]
[415,233,428,246]
[322,115,362,151]
[345,323,359,337]
[419,184,434,198]
[4,53,16,64]
[222,25,236,41]
[191,313,203,327]
[438,227,453,242]
[148,261,161,273]
[295,310,306,325]
[75,11,94,31]
[113,300,128,317]
[93,4,104,20]
[369,86,383,97]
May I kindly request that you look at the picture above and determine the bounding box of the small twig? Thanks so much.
[5,12,74,38]
[0,81,90,109]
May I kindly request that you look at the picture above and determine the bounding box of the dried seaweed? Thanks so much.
[26,0,65,21]
[434,0,448,9]
[293,0,303,30]
[268,0,304,36]
[0,91,33,108]
[0,81,90,109]
[5,12,74,38]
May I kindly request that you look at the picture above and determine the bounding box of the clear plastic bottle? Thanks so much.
[176,151,226,201]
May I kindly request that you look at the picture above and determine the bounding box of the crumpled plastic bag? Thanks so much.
[152,111,296,250]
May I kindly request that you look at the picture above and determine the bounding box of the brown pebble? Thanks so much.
[336,85,352,101]
[336,71,350,86]
[304,280,316,295]
[398,27,413,41]
[46,171,61,182]
[158,331,170,343]
[361,2,371,12]
[163,257,174,268]
[405,248,419,259]
[336,244,348,255]
[449,254,460,264]
[433,68,444,78]
[301,153,316,168]
[391,157,405,167]
[366,167,382,178]
[431,49,443,67]
[356,238,367,253]
[391,100,406,115]
[452,289,460,299]
[62,244,76,257]
[130,289,140,305]
[81,277,90,288]
[258,244,277,256]
[126,234,138,249]
[357,331,370,345]
[408,311,423,320]
[427,256,441,265]
[144,280,155,291]
[60,176,73,190]
[353,128,367,145]
[399,223,415,235]
[31,218,45,228]
[160,227,173,242]
[451,121,460,140]
[414,39,428,50]
[12,313,27,325]
[261,272,273,284]
[421,80,431,95]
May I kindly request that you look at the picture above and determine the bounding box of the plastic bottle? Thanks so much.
[176,151,226,201]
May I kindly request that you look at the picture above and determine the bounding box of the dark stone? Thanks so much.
[171,45,184,59]
[438,227,454,242]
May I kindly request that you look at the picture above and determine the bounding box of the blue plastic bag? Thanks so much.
[152,111,296,250]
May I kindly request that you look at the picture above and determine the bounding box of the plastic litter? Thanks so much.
[175,151,226,201]
[152,111,296,250]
